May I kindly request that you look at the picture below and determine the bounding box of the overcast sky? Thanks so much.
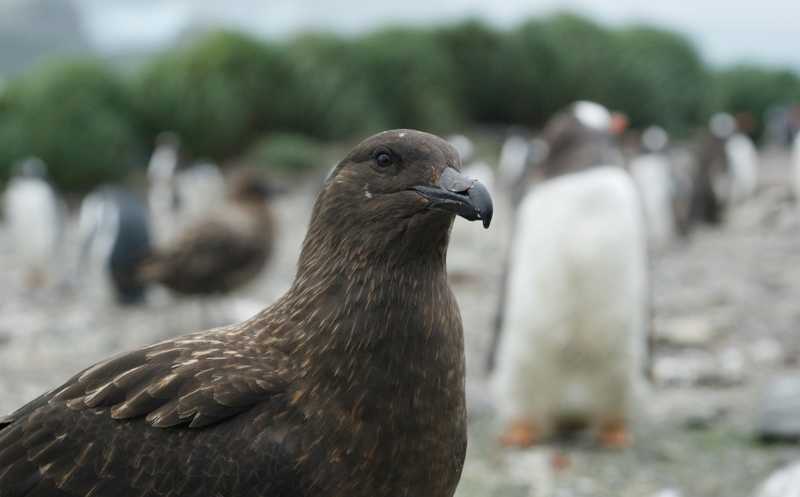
[74,0,800,69]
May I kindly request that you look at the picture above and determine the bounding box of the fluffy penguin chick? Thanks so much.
[492,166,648,448]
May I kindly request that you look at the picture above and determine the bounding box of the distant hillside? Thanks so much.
[0,0,91,76]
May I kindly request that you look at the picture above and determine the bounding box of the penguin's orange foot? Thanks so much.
[499,419,540,448]
[598,420,631,449]
[550,450,571,472]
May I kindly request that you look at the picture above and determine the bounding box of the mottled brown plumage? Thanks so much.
[0,129,493,497]
[140,170,275,295]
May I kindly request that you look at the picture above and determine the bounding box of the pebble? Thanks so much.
[655,316,719,346]
[653,349,745,387]
[757,374,800,442]
[652,489,683,497]
[684,406,728,431]
[754,461,800,497]
[749,338,784,366]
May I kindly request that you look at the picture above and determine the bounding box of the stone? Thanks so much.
[655,315,722,347]
[652,489,683,497]
[757,374,800,442]
[749,338,784,366]
[754,461,800,497]
[684,406,728,431]
[653,349,745,387]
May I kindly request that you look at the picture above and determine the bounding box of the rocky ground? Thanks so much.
[2,151,800,496]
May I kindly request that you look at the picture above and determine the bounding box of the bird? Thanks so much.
[491,166,647,449]
[659,142,703,238]
[75,186,153,305]
[706,111,760,206]
[487,102,628,371]
[0,129,493,497]
[138,169,276,298]
[535,101,626,181]
[146,132,227,248]
[2,158,64,290]
[172,161,227,228]
[629,126,679,250]
[497,133,531,199]
[724,131,759,204]
[793,132,800,205]
[146,132,181,246]
[689,114,733,226]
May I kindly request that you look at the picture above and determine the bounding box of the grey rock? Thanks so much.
[754,461,800,497]
[684,406,728,431]
[653,349,745,387]
[750,338,785,366]
[757,374,800,442]
[652,489,684,497]
[654,307,736,347]
[655,316,719,346]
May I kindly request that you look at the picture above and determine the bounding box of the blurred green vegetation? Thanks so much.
[712,65,800,138]
[244,133,329,174]
[0,13,798,190]
[133,31,296,159]
[611,25,711,133]
[0,59,143,190]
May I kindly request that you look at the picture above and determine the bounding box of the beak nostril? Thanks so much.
[438,167,475,194]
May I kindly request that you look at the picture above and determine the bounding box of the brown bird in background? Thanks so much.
[0,129,493,497]
[139,168,276,296]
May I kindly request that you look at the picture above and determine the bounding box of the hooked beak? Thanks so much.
[411,167,494,228]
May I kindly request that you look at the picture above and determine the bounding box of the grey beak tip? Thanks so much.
[466,179,493,229]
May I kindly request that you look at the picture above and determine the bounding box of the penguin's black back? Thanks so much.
[107,189,153,304]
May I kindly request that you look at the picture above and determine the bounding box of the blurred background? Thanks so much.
[2,1,800,496]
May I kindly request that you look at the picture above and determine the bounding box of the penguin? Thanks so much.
[497,134,531,192]
[147,132,181,246]
[537,101,626,180]
[629,126,678,249]
[146,133,227,246]
[2,158,63,289]
[689,113,735,226]
[488,102,629,371]
[492,166,648,449]
[76,187,153,305]
[793,132,800,206]
[725,132,759,204]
